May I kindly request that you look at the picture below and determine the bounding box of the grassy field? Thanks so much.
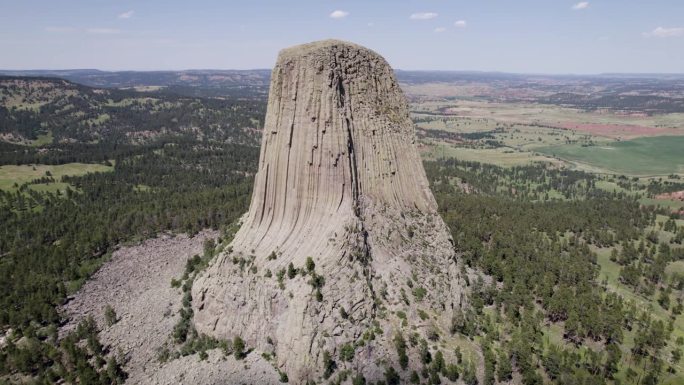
[410,99,684,132]
[412,99,684,176]
[411,100,684,134]
[0,163,113,193]
[420,142,560,167]
[536,136,684,176]
[29,131,53,147]
[666,261,684,277]
[640,197,684,211]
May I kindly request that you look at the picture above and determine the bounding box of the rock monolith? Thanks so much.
[193,39,466,383]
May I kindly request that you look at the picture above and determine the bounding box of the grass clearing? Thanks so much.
[666,261,684,277]
[420,141,560,167]
[537,136,684,176]
[410,99,684,132]
[30,131,53,147]
[134,184,151,192]
[640,197,684,211]
[87,113,110,125]
[0,163,114,191]
[411,99,684,176]
[27,182,72,194]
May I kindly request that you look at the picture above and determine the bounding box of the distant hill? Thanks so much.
[0,76,265,148]
[0,69,272,99]
[3,68,683,86]
[0,69,271,88]
[3,69,684,111]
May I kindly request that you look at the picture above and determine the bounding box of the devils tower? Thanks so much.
[193,40,466,383]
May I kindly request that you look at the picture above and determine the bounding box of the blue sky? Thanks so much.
[0,0,682,73]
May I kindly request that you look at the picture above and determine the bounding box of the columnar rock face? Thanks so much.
[193,40,466,383]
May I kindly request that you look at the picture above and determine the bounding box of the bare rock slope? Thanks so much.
[60,230,242,384]
[193,40,466,383]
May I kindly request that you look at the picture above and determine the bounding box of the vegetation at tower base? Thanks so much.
[425,158,684,385]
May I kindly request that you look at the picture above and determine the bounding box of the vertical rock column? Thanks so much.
[193,40,464,383]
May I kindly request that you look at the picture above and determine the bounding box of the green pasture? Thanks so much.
[421,141,559,167]
[0,163,113,192]
[537,136,684,176]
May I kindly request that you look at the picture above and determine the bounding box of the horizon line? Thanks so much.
[1,68,684,78]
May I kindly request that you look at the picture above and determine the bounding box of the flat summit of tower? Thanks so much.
[278,39,369,57]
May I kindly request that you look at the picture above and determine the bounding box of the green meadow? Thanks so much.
[0,163,113,192]
[537,136,684,176]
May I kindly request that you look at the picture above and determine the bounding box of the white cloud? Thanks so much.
[434,27,446,33]
[454,20,467,28]
[572,2,590,10]
[329,10,349,19]
[643,26,684,38]
[45,26,76,33]
[410,12,438,20]
[118,10,134,19]
[86,28,121,35]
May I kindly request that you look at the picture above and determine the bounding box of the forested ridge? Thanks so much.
[0,76,264,145]
[0,143,257,382]
[426,159,684,385]
[0,77,264,383]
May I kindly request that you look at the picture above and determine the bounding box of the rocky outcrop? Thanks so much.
[60,231,223,384]
[192,40,466,383]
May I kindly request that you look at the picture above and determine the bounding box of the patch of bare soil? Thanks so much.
[147,350,280,385]
[656,190,684,201]
[559,122,681,139]
[60,230,274,384]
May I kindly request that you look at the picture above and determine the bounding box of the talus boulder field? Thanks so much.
[193,40,467,383]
